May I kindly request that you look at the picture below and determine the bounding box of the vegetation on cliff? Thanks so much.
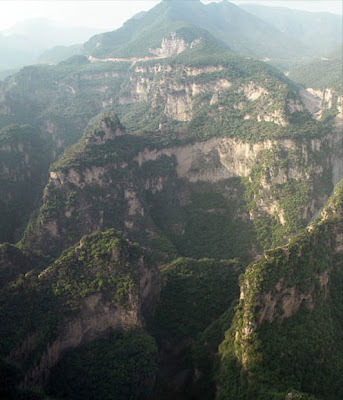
[83,0,310,61]
[0,2,342,398]
[0,229,158,398]
[153,257,241,342]
[216,179,343,399]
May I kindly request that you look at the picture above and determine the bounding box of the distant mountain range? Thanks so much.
[240,4,342,56]
[83,0,341,69]
[0,18,102,72]
[0,1,341,78]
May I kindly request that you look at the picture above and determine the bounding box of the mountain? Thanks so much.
[216,178,343,399]
[241,4,342,57]
[37,44,83,65]
[0,18,102,72]
[0,1,343,399]
[1,45,337,262]
[289,57,343,93]
[0,229,160,398]
[83,0,310,62]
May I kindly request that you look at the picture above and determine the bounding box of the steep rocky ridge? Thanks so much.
[0,6,341,398]
[291,56,342,121]
[1,25,332,156]
[20,107,342,264]
[88,32,202,65]
[0,38,296,151]
[216,179,343,399]
[5,39,337,262]
[0,60,128,150]
[0,40,335,252]
[0,229,160,389]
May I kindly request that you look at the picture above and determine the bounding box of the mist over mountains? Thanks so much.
[0,18,102,74]
[241,3,342,56]
[0,0,341,78]
[0,1,342,399]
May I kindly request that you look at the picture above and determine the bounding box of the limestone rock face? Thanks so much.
[225,179,343,388]
[4,229,161,389]
[23,108,342,260]
[301,86,343,119]
[21,293,140,388]
[214,181,343,400]
[239,82,267,101]
[85,112,125,145]
[125,64,233,121]
[149,33,200,58]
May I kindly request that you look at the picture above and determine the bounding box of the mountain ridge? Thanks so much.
[0,2,342,399]
[82,0,311,62]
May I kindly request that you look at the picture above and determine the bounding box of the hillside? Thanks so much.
[0,1,342,399]
[13,47,341,262]
[0,229,160,398]
[83,0,309,61]
[241,4,342,57]
[216,178,343,399]
[289,58,343,92]
[0,18,102,75]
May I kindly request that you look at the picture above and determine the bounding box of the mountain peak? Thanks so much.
[85,112,125,145]
[83,0,310,61]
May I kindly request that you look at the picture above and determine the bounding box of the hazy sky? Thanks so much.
[1,1,342,31]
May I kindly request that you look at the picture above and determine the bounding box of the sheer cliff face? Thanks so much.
[0,35,305,147]
[1,230,160,389]
[21,108,342,261]
[3,37,338,262]
[217,180,343,399]
[1,35,339,261]
[0,24,342,400]
[301,87,343,120]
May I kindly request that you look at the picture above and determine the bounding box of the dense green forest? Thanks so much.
[289,58,343,92]
[0,0,342,399]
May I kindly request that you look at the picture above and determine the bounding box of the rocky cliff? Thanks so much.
[0,229,160,389]
[0,33,313,148]
[3,40,336,256]
[0,12,341,399]
[20,105,342,263]
[217,179,343,399]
